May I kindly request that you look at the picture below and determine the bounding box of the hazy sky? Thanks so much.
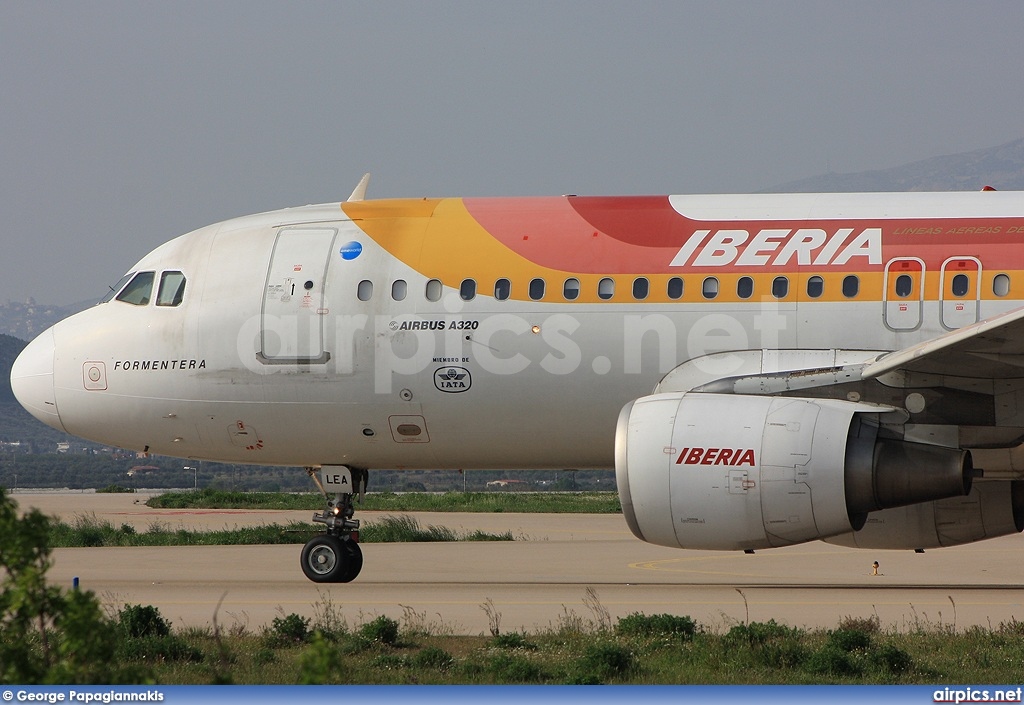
[3,1,1023,305]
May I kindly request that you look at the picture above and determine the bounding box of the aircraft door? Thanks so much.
[940,257,981,330]
[259,227,337,364]
[883,258,924,331]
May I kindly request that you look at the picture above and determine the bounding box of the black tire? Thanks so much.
[339,540,363,583]
[300,534,346,583]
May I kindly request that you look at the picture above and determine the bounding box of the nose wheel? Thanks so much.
[300,534,363,583]
[301,466,368,583]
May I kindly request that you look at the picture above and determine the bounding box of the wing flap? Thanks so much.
[864,305,1024,380]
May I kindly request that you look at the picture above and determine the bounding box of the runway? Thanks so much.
[15,491,1024,635]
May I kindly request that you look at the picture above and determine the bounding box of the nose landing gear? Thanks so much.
[300,466,367,583]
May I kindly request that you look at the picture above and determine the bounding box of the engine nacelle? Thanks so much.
[615,393,972,551]
[825,481,1024,549]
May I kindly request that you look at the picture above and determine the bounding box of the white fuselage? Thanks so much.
[13,192,1024,471]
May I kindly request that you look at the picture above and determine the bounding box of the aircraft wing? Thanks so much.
[863,305,1024,380]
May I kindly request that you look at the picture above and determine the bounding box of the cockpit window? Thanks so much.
[156,271,186,307]
[115,271,155,306]
[100,272,135,303]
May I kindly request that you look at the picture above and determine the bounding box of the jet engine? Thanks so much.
[615,392,973,551]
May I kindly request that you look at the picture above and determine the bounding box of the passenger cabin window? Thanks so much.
[460,279,476,301]
[632,277,649,300]
[598,278,615,300]
[667,277,684,300]
[101,272,135,303]
[115,271,155,306]
[772,276,789,299]
[357,280,373,301]
[842,275,859,298]
[391,280,407,301]
[895,274,912,297]
[529,278,545,301]
[494,278,511,301]
[425,279,443,302]
[563,278,580,301]
[702,277,719,300]
[807,276,824,299]
[951,274,970,297]
[156,271,186,307]
[994,273,1011,297]
[737,276,753,299]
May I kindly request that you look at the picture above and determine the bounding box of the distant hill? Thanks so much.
[0,333,109,451]
[0,299,90,340]
[764,138,1024,193]
[0,334,26,404]
[1,333,62,449]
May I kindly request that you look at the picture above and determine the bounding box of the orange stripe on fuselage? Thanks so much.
[343,197,651,303]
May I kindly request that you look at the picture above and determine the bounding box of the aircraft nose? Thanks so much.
[10,327,66,432]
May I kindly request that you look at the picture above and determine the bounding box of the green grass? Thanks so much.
[146,489,622,513]
[119,606,1024,684]
[47,513,513,548]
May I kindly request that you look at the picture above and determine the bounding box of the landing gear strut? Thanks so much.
[300,466,368,583]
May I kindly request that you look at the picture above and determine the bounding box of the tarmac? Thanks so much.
[13,490,1024,635]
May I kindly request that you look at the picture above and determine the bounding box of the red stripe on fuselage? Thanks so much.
[461,196,1024,274]
[463,197,676,274]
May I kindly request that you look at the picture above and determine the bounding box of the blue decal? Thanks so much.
[339,241,363,260]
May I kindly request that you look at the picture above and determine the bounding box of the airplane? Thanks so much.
[11,176,1024,583]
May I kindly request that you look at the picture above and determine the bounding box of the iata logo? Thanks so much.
[675,447,755,466]
[434,366,472,393]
